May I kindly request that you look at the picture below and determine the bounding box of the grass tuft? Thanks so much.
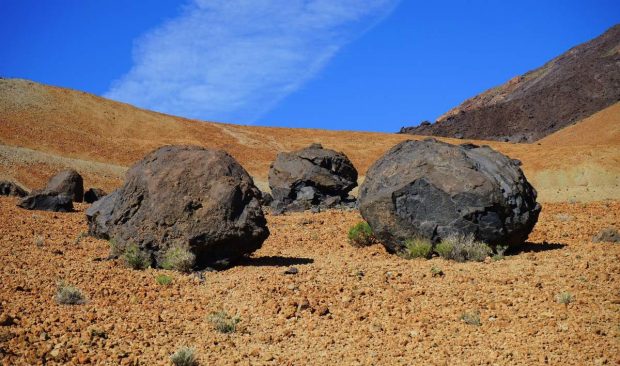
[161,246,195,272]
[401,237,433,259]
[430,266,444,277]
[208,311,240,334]
[170,346,198,366]
[435,234,492,262]
[556,291,574,305]
[348,222,376,247]
[156,274,173,286]
[55,282,86,305]
[460,311,481,326]
[122,243,151,270]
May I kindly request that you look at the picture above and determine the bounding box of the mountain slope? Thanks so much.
[1,78,618,202]
[400,24,620,142]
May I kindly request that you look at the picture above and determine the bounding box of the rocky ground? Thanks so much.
[1,197,619,365]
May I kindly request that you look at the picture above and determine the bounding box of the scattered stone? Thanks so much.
[44,169,84,202]
[86,145,269,269]
[259,191,273,206]
[359,139,541,253]
[0,181,28,197]
[84,188,106,203]
[268,143,358,213]
[0,313,15,326]
[17,192,73,212]
[284,267,299,275]
[592,227,620,243]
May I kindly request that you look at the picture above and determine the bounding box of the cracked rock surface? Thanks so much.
[268,143,358,212]
[86,145,269,268]
[360,139,541,252]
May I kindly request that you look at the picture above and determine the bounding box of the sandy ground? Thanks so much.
[1,197,619,365]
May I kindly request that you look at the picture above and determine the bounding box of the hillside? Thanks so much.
[1,78,619,202]
[400,24,620,142]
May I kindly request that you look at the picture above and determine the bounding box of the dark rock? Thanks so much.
[268,143,358,212]
[359,139,541,253]
[592,228,620,243]
[284,267,299,275]
[85,145,269,268]
[44,170,84,202]
[310,205,320,213]
[420,120,431,126]
[399,25,620,142]
[84,188,107,203]
[0,181,27,197]
[259,191,273,206]
[18,192,73,212]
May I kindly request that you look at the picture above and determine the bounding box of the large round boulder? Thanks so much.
[268,143,358,211]
[18,192,73,212]
[84,188,107,203]
[86,145,269,268]
[359,139,540,252]
[45,169,84,202]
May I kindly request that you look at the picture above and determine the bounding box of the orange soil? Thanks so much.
[1,197,619,365]
[1,78,619,202]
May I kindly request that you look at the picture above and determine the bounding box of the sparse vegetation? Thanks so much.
[401,237,433,259]
[555,213,573,222]
[435,234,492,262]
[122,243,151,270]
[161,246,195,272]
[492,245,509,261]
[430,266,444,277]
[74,231,87,245]
[33,234,44,247]
[348,221,375,247]
[460,311,481,326]
[156,274,173,286]
[556,291,574,305]
[170,346,198,366]
[208,311,240,334]
[55,282,86,305]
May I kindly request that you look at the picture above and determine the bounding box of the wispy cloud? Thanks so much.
[104,0,400,123]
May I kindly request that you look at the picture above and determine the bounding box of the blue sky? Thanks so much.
[1,1,618,132]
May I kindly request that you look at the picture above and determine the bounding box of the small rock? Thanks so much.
[284,267,299,275]
[317,305,330,316]
[0,313,15,326]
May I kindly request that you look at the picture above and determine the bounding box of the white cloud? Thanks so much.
[104,0,400,123]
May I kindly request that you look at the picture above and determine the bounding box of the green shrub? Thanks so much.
[435,234,492,262]
[430,266,444,277]
[460,311,481,326]
[74,231,87,245]
[55,282,86,305]
[122,243,151,270]
[170,346,198,366]
[492,245,509,261]
[401,237,433,259]
[156,274,173,286]
[556,291,574,305]
[348,222,376,247]
[161,246,195,272]
[208,311,240,334]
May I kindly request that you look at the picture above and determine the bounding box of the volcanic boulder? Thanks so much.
[18,192,73,212]
[268,143,358,212]
[0,180,28,197]
[44,169,84,202]
[86,145,269,268]
[84,188,107,203]
[359,139,541,253]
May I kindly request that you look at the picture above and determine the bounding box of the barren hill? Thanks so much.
[1,78,618,202]
[400,24,620,142]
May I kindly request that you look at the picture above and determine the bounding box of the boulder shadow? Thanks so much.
[239,255,314,267]
[509,241,566,254]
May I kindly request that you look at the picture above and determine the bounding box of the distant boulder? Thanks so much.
[592,228,620,243]
[45,170,84,202]
[268,143,358,212]
[18,192,73,212]
[0,180,28,197]
[84,188,107,203]
[86,145,269,269]
[359,139,541,253]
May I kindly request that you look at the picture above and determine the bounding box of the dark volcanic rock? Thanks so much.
[45,169,84,202]
[359,139,541,253]
[18,192,73,212]
[268,143,358,212]
[259,191,273,206]
[86,145,269,268]
[400,24,620,142]
[84,188,107,203]
[0,181,28,197]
